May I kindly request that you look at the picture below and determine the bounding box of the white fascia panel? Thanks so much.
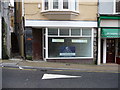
[25,20,97,28]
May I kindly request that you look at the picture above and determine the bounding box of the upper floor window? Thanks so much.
[63,0,68,9]
[53,0,59,9]
[44,0,48,10]
[42,0,78,12]
[116,0,120,13]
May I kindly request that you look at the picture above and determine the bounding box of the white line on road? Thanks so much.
[42,74,81,80]
[19,66,24,69]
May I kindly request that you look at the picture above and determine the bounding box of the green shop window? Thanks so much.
[101,29,120,38]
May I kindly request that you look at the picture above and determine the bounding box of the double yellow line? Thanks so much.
[51,69,120,73]
[0,67,37,71]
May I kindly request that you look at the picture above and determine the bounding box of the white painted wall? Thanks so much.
[99,0,114,14]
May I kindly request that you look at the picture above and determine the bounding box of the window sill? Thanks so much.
[41,10,79,15]
[46,57,93,59]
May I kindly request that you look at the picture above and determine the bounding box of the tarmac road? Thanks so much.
[2,66,119,89]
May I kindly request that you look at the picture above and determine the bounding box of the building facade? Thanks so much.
[24,0,98,64]
[1,0,12,59]
[0,0,24,59]
[98,0,120,64]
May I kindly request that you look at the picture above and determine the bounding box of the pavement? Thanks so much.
[0,59,119,73]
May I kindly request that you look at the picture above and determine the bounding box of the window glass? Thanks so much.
[60,28,69,36]
[45,0,48,10]
[82,28,92,36]
[75,0,77,10]
[71,28,81,36]
[63,0,68,9]
[53,0,58,9]
[48,37,92,57]
[116,0,120,13]
[48,28,58,35]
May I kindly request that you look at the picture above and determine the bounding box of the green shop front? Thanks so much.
[98,15,120,64]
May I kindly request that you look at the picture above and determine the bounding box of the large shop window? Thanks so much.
[47,28,93,58]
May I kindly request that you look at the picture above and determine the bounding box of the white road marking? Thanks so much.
[19,66,24,69]
[42,74,81,80]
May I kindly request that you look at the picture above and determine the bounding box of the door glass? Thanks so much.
[106,39,115,63]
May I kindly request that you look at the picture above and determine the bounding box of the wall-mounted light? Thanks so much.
[38,4,41,9]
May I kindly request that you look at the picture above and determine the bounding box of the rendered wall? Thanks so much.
[24,0,98,21]
[99,0,114,14]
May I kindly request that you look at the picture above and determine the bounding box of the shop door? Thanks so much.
[106,39,115,63]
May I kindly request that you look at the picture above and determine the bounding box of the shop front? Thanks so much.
[98,15,120,64]
[25,20,97,63]
[101,28,120,64]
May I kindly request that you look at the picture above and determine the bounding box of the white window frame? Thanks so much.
[42,0,79,12]
[44,27,94,59]
[114,0,120,14]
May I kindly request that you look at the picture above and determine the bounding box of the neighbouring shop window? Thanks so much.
[47,28,93,58]
[116,0,120,13]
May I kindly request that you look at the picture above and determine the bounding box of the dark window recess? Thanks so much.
[116,0,120,13]
[11,33,19,53]
[25,29,33,58]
